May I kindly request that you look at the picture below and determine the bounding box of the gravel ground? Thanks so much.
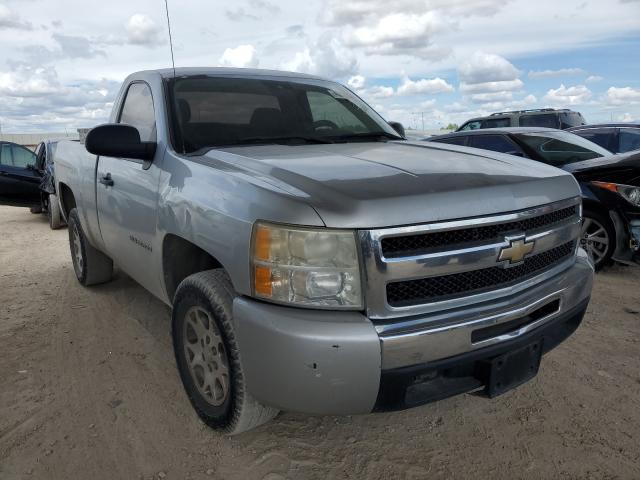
[1,204,639,480]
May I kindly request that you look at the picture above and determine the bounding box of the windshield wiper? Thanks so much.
[233,135,334,146]
[330,131,403,142]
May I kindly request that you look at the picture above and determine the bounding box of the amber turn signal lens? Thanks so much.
[591,181,618,193]
[254,225,271,261]
[254,266,272,296]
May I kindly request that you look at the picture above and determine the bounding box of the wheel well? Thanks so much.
[162,234,223,301]
[58,183,76,218]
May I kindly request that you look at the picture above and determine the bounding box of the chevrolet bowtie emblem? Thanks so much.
[499,237,535,265]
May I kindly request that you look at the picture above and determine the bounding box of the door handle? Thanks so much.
[99,173,114,187]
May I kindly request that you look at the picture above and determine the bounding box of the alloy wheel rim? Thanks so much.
[72,224,83,274]
[183,306,230,407]
[580,217,609,265]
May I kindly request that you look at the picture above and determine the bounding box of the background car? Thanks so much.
[457,108,586,132]
[567,123,640,154]
[0,140,64,229]
[425,127,640,269]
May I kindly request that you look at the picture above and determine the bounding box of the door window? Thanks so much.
[469,135,524,155]
[459,121,482,131]
[481,117,510,129]
[619,128,640,153]
[0,143,36,167]
[119,83,156,142]
[570,128,614,152]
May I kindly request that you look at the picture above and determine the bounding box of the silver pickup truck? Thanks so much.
[53,67,594,434]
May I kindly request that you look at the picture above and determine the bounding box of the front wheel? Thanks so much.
[47,194,65,230]
[580,210,615,271]
[172,269,278,434]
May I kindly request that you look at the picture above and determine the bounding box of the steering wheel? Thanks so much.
[313,120,339,131]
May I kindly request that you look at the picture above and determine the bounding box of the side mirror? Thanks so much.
[85,123,156,161]
[388,121,406,138]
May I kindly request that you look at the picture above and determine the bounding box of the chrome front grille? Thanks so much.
[381,205,577,258]
[359,197,582,320]
[386,241,575,307]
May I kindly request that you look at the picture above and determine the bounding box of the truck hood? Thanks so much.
[203,141,579,228]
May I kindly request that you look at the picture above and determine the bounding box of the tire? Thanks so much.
[67,208,113,286]
[47,194,65,230]
[581,209,615,271]
[172,269,279,434]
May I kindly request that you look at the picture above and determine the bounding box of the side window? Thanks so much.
[0,143,35,168]
[306,91,367,131]
[431,136,467,146]
[519,114,559,128]
[481,117,510,129]
[570,128,613,152]
[468,135,523,155]
[459,121,482,131]
[11,145,36,168]
[619,128,640,153]
[119,83,156,142]
[0,143,12,165]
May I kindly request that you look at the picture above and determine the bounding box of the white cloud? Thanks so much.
[603,86,640,106]
[283,35,357,79]
[397,76,454,95]
[0,4,32,30]
[365,85,394,98]
[126,14,162,46]
[618,113,635,122]
[342,12,452,59]
[543,84,592,105]
[347,75,365,89]
[0,65,60,97]
[460,79,524,94]
[218,44,259,68]
[458,52,521,84]
[528,68,585,78]
[586,75,603,83]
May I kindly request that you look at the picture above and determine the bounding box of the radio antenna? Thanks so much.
[164,0,176,78]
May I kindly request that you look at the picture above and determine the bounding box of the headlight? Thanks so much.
[251,222,363,308]
[592,181,640,207]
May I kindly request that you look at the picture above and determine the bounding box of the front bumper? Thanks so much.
[233,251,593,415]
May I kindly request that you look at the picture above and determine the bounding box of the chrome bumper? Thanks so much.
[378,249,593,369]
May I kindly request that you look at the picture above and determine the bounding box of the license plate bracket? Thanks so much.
[485,340,543,398]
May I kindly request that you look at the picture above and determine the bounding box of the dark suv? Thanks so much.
[457,109,586,132]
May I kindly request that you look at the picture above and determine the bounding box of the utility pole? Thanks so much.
[411,112,426,131]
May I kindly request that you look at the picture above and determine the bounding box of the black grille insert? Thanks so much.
[386,241,575,307]
[381,205,577,258]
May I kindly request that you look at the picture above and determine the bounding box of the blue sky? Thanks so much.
[0,0,639,132]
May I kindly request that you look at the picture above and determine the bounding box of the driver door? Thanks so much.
[0,142,41,207]
[95,81,165,298]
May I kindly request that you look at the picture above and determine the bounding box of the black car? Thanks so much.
[0,140,65,229]
[567,123,640,154]
[425,128,640,269]
[457,108,586,132]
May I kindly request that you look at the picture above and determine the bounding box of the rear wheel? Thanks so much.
[172,269,278,434]
[67,208,113,285]
[580,209,615,270]
[47,194,64,230]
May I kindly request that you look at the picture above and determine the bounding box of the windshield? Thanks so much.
[168,76,401,153]
[514,131,611,165]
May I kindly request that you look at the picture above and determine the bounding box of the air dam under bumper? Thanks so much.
[233,251,593,416]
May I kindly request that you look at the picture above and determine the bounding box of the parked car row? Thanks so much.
[426,128,640,269]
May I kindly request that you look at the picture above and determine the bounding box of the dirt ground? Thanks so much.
[1,205,639,480]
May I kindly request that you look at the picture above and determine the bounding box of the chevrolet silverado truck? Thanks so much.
[52,68,594,434]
